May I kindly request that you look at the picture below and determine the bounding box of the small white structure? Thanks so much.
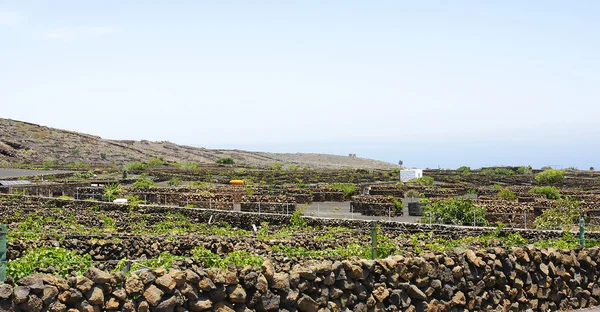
[113,198,128,204]
[400,169,424,183]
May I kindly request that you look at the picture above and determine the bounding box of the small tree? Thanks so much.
[216,158,234,165]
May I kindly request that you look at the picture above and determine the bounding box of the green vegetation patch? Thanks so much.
[530,186,561,200]
[421,197,487,226]
[8,247,92,280]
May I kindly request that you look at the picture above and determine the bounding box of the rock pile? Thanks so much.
[2,246,600,311]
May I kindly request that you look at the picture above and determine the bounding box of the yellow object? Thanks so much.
[229,180,245,185]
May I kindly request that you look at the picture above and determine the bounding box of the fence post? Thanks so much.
[473,210,476,227]
[580,216,585,248]
[318,203,320,216]
[371,222,377,260]
[0,224,6,282]
[524,212,527,229]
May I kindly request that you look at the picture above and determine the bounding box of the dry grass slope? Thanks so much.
[0,118,396,169]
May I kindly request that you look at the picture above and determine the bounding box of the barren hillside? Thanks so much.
[0,118,396,169]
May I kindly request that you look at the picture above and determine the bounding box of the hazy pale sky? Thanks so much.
[1,1,599,168]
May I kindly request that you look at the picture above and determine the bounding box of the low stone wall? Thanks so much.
[240,202,297,214]
[351,196,400,217]
[5,195,600,241]
[2,246,600,311]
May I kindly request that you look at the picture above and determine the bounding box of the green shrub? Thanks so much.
[216,158,234,165]
[516,166,533,174]
[329,183,357,197]
[422,197,487,226]
[290,208,307,228]
[168,177,182,187]
[456,166,471,173]
[104,183,123,201]
[409,176,434,186]
[132,177,155,189]
[182,162,199,170]
[7,247,92,280]
[534,197,584,229]
[388,196,403,213]
[126,162,147,172]
[269,163,284,170]
[535,169,564,185]
[480,168,515,175]
[497,189,516,201]
[146,157,164,167]
[530,186,561,199]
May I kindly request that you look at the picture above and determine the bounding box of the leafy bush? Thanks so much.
[492,184,504,190]
[290,208,307,228]
[497,189,516,201]
[216,158,234,165]
[329,183,357,197]
[534,197,584,230]
[480,168,515,175]
[408,176,434,186]
[146,157,164,167]
[456,166,471,173]
[421,197,487,226]
[7,247,92,279]
[132,177,155,189]
[530,186,561,199]
[126,162,146,172]
[269,163,284,170]
[516,166,533,174]
[104,183,123,201]
[182,162,199,170]
[168,177,182,187]
[535,169,564,185]
[388,196,403,213]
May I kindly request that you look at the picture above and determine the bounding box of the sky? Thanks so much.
[1,1,599,169]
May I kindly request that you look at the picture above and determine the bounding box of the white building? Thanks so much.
[400,169,424,182]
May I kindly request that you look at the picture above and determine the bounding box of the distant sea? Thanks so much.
[202,139,599,170]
